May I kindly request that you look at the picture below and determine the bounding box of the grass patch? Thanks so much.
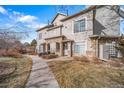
[0,57,32,88]
[48,60,124,88]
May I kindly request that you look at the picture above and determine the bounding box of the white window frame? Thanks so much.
[109,42,118,58]
[74,41,86,55]
[72,17,87,34]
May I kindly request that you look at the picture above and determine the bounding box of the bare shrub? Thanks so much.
[115,37,124,62]
[108,60,124,67]
[73,56,90,63]
[0,49,7,56]
[91,57,102,64]
[28,52,37,55]
[73,56,103,64]
[0,49,22,58]
[73,56,79,61]
[42,54,58,59]
[7,49,22,58]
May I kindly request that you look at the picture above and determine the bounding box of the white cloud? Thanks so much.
[26,23,46,29]
[17,14,43,29]
[13,11,21,15]
[18,15,38,23]
[0,6,7,14]
[0,7,45,30]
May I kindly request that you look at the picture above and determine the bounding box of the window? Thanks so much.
[56,42,60,52]
[39,33,42,39]
[74,19,86,33]
[74,42,85,55]
[109,42,118,58]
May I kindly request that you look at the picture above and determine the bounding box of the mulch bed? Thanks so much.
[41,54,58,59]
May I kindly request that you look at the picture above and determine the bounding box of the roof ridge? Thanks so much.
[61,5,104,21]
[57,12,68,16]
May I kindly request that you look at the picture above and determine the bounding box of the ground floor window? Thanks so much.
[102,41,118,59]
[74,42,85,55]
[109,42,118,58]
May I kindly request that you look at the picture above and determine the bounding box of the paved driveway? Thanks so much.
[25,55,59,88]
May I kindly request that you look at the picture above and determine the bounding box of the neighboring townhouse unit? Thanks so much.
[36,5,122,60]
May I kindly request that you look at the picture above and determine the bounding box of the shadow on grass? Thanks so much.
[0,57,32,88]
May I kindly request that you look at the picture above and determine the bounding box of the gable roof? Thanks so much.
[37,5,122,32]
[51,13,67,23]
[61,5,104,21]
[36,13,67,32]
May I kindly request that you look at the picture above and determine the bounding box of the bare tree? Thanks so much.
[0,22,30,50]
[111,5,124,19]
[0,22,29,41]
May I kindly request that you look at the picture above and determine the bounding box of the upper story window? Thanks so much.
[39,33,42,39]
[74,19,86,33]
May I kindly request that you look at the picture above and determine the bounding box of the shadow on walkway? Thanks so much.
[25,55,59,88]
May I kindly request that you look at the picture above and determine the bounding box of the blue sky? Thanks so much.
[0,5,85,43]
[0,5,124,43]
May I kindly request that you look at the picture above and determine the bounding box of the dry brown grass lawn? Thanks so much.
[0,57,32,88]
[48,58,124,88]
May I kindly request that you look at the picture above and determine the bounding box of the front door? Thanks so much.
[43,44,46,52]
[103,44,109,59]
[63,42,68,56]
[47,43,50,53]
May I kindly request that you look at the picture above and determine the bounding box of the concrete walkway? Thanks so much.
[25,55,59,88]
